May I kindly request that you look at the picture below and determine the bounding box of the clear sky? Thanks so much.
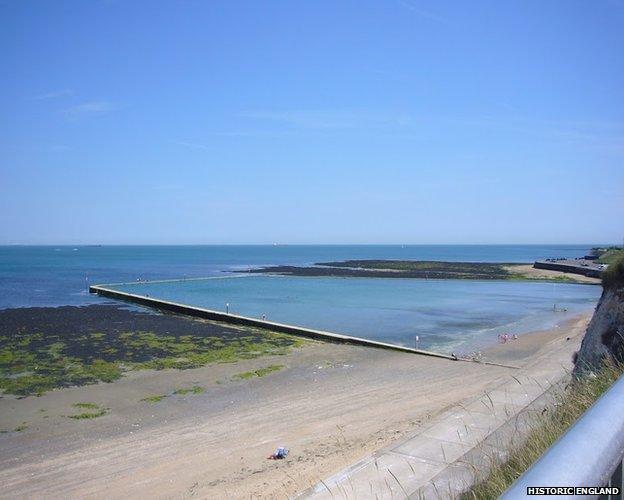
[1,0,622,245]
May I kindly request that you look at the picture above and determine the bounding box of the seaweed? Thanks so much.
[173,385,205,395]
[140,394,167,403]
[233,364,284,380]
[0,305,305,396]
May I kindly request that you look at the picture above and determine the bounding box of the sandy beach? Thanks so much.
[0,311,591,499]
[503,264,601,284]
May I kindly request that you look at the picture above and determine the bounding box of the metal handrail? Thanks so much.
[503,374,624,499]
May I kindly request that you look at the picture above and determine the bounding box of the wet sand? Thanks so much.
[0,312,591,499]
[481,313,590,365]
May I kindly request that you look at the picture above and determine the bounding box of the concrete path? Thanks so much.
[301,334,577,499]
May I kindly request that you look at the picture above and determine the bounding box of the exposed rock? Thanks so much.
[574,286,624,374]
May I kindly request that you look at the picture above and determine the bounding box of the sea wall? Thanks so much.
[534,260,603,278]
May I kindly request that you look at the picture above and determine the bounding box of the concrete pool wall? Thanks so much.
[89,283,458,361]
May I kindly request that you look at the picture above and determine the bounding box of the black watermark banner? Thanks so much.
[527,486,621,495]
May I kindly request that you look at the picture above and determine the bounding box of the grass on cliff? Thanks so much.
[602,253,624,289]
[595,247,624,265]
[463,359,624,499]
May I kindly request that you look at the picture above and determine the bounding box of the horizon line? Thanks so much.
[0,242,617,247]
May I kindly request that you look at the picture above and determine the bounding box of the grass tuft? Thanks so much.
[463,359,624,498]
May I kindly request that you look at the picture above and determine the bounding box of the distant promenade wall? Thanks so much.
[89,284,456,361]
[534,260,603,278]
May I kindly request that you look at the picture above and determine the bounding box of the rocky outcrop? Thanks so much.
[574,285,624,374]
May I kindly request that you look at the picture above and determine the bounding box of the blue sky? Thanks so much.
[1,0,622,245]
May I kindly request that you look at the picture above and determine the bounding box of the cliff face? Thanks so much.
[574,285,624,374]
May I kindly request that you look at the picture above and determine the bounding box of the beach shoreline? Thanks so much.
[0,305,591,499]
[479,313,590,364]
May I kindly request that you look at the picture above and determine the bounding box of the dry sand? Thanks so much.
[504,264,601,284]
[0,314,591,499]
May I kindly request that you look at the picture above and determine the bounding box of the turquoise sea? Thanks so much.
[110,275,598,353]
[0,245,601,353]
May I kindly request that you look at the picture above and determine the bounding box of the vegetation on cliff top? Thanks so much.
[464,359,624,498]
[592,246,624,265]
[602,253,624,288]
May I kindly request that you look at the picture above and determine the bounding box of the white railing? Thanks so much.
[502,374,624,499]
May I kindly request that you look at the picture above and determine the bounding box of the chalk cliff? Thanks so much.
[574,256,624,374]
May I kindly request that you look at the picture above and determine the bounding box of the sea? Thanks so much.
[0,245,602,353]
